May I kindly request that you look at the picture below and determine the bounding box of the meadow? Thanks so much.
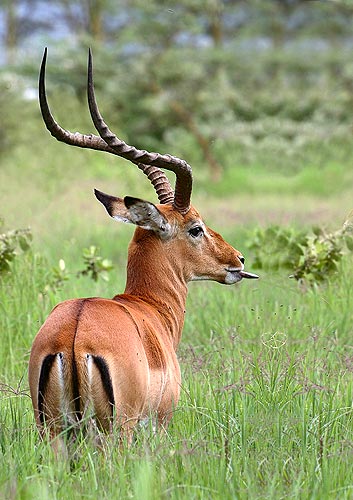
[1,138,353,499]
[1,49,353,498]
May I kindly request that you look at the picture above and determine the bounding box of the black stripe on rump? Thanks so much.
[92,355,115,415]
[38,353,57,425]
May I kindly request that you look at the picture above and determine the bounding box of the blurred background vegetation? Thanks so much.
[1,0,353,259]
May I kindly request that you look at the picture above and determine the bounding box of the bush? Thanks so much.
[247,212,353,286]
[0,218,32,274]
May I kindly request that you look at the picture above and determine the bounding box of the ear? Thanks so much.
[94,189,131,223]
[94,189,171,238]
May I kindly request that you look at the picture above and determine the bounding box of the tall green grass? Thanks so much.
[1,97,352,499]
[1,245,353,498]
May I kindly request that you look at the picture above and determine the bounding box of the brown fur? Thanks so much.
[28,202,246,446]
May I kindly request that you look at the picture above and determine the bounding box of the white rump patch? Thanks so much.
[86,353,93,386]
[57,352,64,391]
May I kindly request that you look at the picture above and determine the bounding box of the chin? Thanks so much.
[224,273,243,285]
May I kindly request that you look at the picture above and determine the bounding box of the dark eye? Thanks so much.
[189,226,204,238]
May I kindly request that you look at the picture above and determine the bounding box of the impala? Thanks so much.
[29,48,258,448]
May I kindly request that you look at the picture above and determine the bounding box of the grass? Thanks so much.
[1,89,353,499]
[1,239,353,498]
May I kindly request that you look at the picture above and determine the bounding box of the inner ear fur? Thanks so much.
[123,196,171,237]
[94,189,171,237]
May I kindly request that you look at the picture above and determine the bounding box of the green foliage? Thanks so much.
[248,225,307,272]
[0,80,24,154]
[46,258,70,291]
[77,245,114,282]
[45,247,114,292]
[248,216,353,286]
[0,219,114,290]
[291,226,348,284]
[0,218,32,273]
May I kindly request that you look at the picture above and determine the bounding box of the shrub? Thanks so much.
[0,218,32,274]
[247,211,353,286]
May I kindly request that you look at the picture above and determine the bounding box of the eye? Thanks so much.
[189,226,204,238]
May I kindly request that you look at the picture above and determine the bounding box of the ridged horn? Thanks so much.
[39,48,174,205]
[87,49,192,214]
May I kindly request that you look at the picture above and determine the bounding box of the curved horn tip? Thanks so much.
[88,47,93,70]
[87,48,94,93]
[40,47,48,74]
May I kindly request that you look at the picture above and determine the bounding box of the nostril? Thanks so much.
[239,256,245,265]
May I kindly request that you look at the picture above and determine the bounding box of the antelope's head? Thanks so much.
[39,49,258,286]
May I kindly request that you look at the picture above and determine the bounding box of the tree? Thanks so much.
[54,0,118,42]
[3,0,18,65]
[1,0,54,65]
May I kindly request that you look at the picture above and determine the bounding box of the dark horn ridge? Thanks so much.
[87,48,192,215]
[39,48,174,205]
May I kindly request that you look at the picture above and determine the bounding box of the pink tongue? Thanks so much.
[240,271,259,279]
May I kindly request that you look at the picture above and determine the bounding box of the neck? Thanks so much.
[122,231,188,349]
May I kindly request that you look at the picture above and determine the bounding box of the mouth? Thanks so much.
[225,268,259,284]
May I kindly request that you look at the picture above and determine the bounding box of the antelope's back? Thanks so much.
[28,296,180,433]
